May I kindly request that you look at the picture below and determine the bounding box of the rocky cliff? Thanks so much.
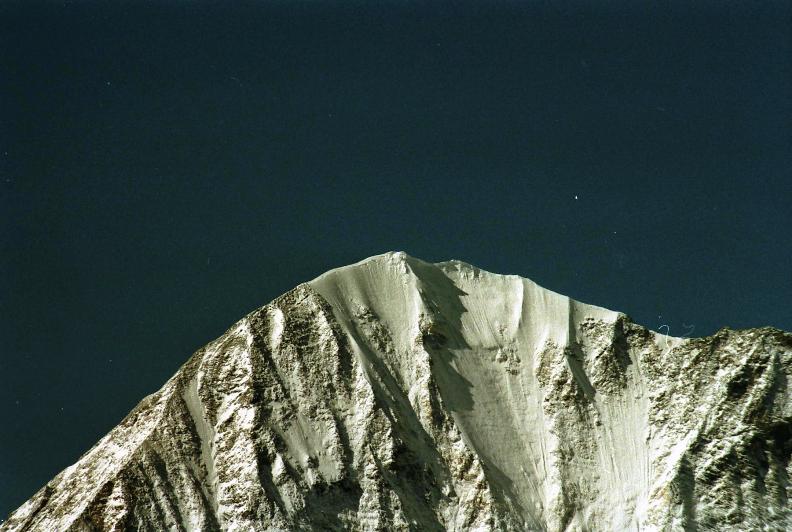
[3,252,791,531]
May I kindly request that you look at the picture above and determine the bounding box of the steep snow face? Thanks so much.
[4,252,792,531]
[309,253,652,530]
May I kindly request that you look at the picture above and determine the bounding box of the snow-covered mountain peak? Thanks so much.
[4,255,791,531]
[310,251,621,353]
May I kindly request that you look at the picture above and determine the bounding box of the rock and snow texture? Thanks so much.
[3,252,792,531]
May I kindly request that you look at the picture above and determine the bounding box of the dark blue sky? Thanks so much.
[2,0,791,518]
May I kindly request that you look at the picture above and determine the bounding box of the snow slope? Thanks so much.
[3,252,791,531]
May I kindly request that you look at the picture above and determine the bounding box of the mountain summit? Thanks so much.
[4,252,791,531]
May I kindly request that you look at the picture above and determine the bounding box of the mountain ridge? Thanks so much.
[4,252,791,531]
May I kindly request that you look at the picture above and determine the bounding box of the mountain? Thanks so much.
[3,252,791,531]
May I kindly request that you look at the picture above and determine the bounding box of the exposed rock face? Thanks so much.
[3,252,791,531]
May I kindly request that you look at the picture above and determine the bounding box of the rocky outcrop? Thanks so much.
[3,252,791,531]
